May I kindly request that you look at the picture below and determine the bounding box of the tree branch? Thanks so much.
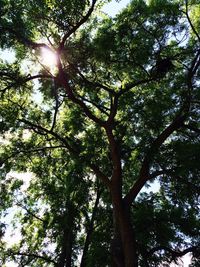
[106,95,119,126]
[58,0,97,51]
[124,34,200,206]
[77,94,110,116]
[124,113,186,206]
[1,248,56,265]
[0,25,52,51]
[0,74,52,94]
[149,168,174,180]
[105,127,122,192]
[184,0,200,43]
[118,77,155,96]
[75,67,116,95]
[19,118,77,153]
[148,245,199,259]
[56,63,105,126]
[15,201,46,223]
[19,118,111,188]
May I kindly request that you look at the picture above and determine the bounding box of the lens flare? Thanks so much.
[41,47,57,67]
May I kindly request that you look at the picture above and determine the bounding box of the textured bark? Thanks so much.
[111,186,138,267]
[57,227,73,267]
[56,201,74,267]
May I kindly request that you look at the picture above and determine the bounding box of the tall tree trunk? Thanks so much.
[57,227,72,267]
[111,190,138,267]
[57,201,74,267]
[105,126,138,266]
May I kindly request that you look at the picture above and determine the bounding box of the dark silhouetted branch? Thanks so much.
[148,245,199,258]
[58,0,97,51]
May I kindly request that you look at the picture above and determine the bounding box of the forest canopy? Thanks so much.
[0,0,200,266]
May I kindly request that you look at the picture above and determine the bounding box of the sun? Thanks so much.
[41,47,58,68]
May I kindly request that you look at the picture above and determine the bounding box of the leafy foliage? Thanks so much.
[0,0,200,266]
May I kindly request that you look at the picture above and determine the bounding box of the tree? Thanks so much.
[0,0,200,266]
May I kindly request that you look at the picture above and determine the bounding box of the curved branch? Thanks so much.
[184,0,200,43]
[0,25,52,51]
[19,118,78,153]
[0,74,53,94]
[149,168,174,180]
[1,145,66,166]
[58,0,97,51]
[15,201,46,223]
[124,113,187,206]
[24,74,53,82]
[7,251,56,264]
[77,94,110,116]
[118,77,155,96]
[55,64,105,126]
[75,68,115,95]
[148,245,199,258]
[18,119,111,189]
[124,34,200,205]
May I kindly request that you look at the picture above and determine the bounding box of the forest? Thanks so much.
[0,0,199,266]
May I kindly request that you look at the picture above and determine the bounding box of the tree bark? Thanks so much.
[56,201,74,267]
[111,188,138,267]
[56,227,72,267]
